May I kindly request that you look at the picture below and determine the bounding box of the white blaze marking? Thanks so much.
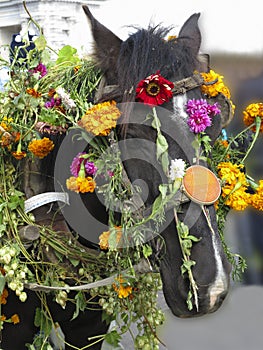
[172,94,188,120]
[208,233,228,309]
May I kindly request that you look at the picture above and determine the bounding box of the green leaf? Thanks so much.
[181,260,196,275]
[34,308,52,337]
[0,275,6,294]
[150,195,163,218]
[156,134,168,160]
[56,45,80,65]
[33,35,47,51]
[68,258,80,267]
[187,235,201,242]
[177,222,189,238]
[72,291,86,320]
[101,311,113,325]
[159,184,168,199]
[151,115,161,130]
[143,244,152,258]
[186,290,193,310]
[104,330,121,347]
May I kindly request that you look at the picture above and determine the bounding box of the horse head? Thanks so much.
[83,5,232,318]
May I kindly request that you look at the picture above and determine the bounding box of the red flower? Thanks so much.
[135,71,174,106]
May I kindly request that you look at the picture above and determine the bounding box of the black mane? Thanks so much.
[117,26,200,103]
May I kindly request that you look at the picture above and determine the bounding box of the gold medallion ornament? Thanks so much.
[183,165,221,205]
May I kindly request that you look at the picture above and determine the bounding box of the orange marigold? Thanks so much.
[249,180,263,211]
[12,150,27,160]
[79,101,121,136]
[0,288,8,305]
[28,137,54,158]
[66,176,96,193]
[0,315,6,322]
[74,65,81,74]
[99,226,122,250]
[11,314,20,324]
[113,275,132,299]
[26,88,42,98]
[243,103,263,132]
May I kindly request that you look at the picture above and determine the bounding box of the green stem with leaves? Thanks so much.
[241,116,261,163]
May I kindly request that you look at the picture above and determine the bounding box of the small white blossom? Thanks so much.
[2,254,11,265]
[56,87,76,109]
[6,269,15,278]
[169,158,186,180]
[9,281,17,291]
[19,291,27,302]
[19,271,26,279]
[11,262,18,270]
[56,290,68,309]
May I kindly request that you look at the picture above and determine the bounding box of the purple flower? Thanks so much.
[186,99,220,133]
[44,100,54,109]
[31,63,47,78]
[70,152,97,177]
[85,161,97,175]
[44,97,62,109]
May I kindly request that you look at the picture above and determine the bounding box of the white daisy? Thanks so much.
[169,158,186,180]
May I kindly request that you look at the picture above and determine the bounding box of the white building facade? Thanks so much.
[0,0,106,56]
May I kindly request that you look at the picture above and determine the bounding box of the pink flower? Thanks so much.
[44,97,61,109]
[186,99,220,133]
[31,63,47,78]
[70,152,97,177]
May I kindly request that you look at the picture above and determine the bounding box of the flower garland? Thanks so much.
[0,7,262,349]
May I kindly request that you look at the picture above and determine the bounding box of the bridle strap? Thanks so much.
[172,73,205,95]
[95,73,217,103]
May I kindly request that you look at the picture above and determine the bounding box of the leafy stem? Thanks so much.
[173,208,200,311]
[241,116,261,163]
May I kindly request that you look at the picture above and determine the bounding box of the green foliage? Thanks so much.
[104,330,122,347]
[56,45,80,65]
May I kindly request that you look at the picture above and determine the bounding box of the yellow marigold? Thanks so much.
[167,35,177,41]
[217,162,247,187]
[249,180,263,210]
[201,70,231,99]
[11,314,20,324]
[243,103,263,132]
[0,315,6,322]
[66,176,96,193]
[113,275,132,299]
[217,162,250,210]
[223,186,250,211]
[79,101,121,136]
[26,88,42,98]
[28,137,54,158]
[0,116,13,131]
[99,226,122,250]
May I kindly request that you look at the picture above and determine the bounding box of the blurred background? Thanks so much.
[0,0,263,284]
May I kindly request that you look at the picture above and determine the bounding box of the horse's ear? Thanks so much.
[82,5,122,78]
[178,13,201,56]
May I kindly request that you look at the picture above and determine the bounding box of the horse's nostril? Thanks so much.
[209,288,228,313]
[218,290,227,304]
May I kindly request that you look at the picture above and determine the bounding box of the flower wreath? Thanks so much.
[0,5,263,349]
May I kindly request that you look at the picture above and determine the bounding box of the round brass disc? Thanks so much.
[182,165,221,205]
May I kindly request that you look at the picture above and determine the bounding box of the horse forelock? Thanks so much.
[116,25,199,103]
